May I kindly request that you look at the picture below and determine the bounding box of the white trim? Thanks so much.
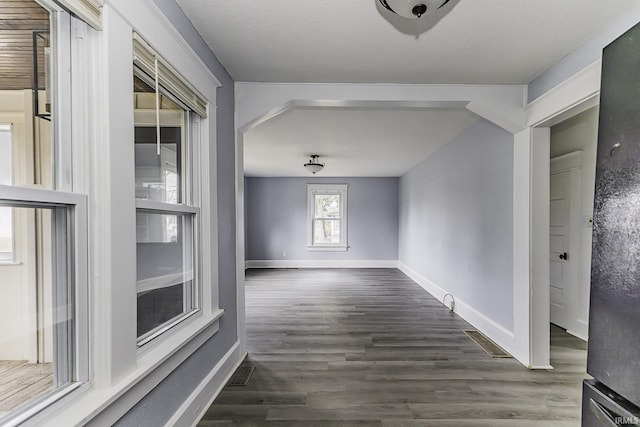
[518,60,602,370]
[235,131,246,359]
[235,84,527,135]
[306,245,348,252]
[165,343,245,427]
[397,262,524,367]
[529,128,551,368]
[36,310,223,426]
[246,260,399,269]
[526,60,602,127]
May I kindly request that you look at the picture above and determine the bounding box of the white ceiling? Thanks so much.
[175,0,638,177]
[244,107,479,177]
[176,0,638,84]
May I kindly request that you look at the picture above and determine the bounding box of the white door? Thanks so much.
[549,170,572,329]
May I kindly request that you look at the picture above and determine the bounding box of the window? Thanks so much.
[307,184,348,251]
[0,2,88,424]
[133,35,207,346]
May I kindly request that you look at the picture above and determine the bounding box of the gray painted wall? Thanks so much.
[246,177,399,261]
[398,121,514,331]
[528,6,640,102]
[115,1,237,425]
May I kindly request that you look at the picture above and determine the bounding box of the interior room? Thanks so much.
[0,1,639,426]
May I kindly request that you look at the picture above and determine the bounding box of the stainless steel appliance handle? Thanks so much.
[589,398,619,427]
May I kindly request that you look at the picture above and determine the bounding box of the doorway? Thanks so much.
[548,106,598,343]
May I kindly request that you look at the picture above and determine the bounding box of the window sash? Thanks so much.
[0,186,89,425]
[135,208,199,346]
[133,82,201,346]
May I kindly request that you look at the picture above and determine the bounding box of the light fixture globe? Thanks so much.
[378,0,450,18]
[304,155,325,174]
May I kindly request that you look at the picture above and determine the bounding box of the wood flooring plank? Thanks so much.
[198,268,586,426]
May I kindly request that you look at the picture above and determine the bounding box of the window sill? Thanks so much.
[307,245,348,252]
[34,308,224,427]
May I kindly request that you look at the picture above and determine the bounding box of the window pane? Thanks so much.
[314,194,341,218]
[0,206,74,415]
[313,219,341,244]
[136,212,195,339]
[133,75,184,204]
[0,0,54,190]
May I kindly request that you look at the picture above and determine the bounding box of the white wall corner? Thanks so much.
[511,129,534,367]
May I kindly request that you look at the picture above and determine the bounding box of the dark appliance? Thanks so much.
[582,21,640,427]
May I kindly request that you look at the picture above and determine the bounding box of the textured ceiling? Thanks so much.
[177,0,637,177]
[244,107,479,177]
[176,0,639,84]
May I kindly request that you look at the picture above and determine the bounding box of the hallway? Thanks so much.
[199,268,587,426]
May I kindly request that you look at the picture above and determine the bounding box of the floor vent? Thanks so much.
[464,330,512,358]
[227,366,255,386]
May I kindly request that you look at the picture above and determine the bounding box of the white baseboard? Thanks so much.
[165,342,245,427]
[245,260,399,269]
[398,262,520,365]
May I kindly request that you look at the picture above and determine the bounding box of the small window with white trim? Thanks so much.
[307,184,348,251]
[132,34,207,345]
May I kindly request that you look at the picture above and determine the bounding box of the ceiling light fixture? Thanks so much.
[378,0,451,19]
[304,155,325,174]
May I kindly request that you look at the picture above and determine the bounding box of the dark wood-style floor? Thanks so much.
[199,268,588,426]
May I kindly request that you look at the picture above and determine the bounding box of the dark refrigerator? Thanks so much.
[582,22,640,427]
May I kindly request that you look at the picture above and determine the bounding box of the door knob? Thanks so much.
[559,252,568,260]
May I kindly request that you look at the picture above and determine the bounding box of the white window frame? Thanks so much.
[0,186,89,427]
[307,184,348,251]
[133,87,202,346]
[0,2,91,423]
[19,0,223,424]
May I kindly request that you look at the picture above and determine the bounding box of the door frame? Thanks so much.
[524,59,600,368]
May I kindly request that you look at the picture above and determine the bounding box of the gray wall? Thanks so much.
[528,6,640,102]
[116,0,237,425]
[398,121,514,331]
[246,177,399,261]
